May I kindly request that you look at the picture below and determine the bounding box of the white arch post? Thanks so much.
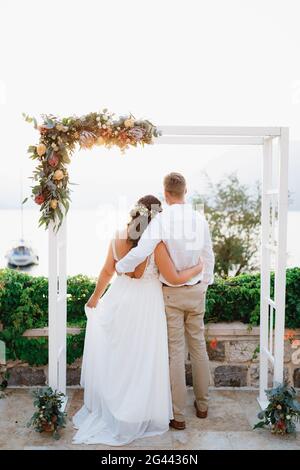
[258,128,289,408]
[48,126,289,409]
[48,216,67,407]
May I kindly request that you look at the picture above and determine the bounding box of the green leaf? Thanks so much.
[253,421,266,430]
[22,113,37,128]
[257,411,265,420]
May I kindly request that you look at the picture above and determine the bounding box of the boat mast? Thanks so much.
[20,168,24,241]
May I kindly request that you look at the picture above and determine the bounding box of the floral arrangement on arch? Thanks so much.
[23,109,160,231]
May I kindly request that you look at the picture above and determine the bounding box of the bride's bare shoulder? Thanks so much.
[113,228,131,255]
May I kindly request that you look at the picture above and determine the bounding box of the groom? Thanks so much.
[116,172,214,430]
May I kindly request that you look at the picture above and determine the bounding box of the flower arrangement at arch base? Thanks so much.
[27,387,67,440]
[254,382,300,435]
[23,110,160,231]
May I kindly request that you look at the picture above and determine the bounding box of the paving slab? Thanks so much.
[1,387,299,450]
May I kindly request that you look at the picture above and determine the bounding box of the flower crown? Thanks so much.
[130,202,162,219]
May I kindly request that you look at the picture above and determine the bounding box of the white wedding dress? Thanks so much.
[72,242,173,446]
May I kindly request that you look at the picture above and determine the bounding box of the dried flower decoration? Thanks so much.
[130,203,162,219]
[130,203,149,218]
[22,110,161,231]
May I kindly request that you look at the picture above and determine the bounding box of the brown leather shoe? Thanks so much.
[194,400,208,418]
[169,419,186,430]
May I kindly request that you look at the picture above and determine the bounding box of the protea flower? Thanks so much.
[79,131,96,149]
[48,152,60,168]
[128,127,145,141]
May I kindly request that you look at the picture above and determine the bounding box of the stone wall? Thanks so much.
[200,322,300,388]
[3,322,300,388]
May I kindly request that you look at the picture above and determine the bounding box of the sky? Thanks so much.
[0,0,300,213]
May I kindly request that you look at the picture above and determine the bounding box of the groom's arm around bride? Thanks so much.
[116,172,214,428]
[116,172,214,289]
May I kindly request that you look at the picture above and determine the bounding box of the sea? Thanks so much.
[0,209,299,278]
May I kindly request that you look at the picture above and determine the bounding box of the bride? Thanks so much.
[72,195,203,446]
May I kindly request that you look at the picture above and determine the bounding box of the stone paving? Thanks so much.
[0,387,300,450]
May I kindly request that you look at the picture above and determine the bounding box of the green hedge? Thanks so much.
[0,267,299,366]
[0,270,95,365]
[205,268,300,328]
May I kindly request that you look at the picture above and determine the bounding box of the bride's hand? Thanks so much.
[86,292,99,308]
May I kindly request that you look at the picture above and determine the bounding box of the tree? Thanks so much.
[193,173,261,278]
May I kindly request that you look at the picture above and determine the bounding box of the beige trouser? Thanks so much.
[163,283,210,422]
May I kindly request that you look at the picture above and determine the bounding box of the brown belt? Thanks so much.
[162,280,202,288]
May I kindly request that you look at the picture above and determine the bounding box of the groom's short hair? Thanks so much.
[164,172,186,197]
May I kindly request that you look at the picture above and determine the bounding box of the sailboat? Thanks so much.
[5,171,39,268]
[6,240,39,267]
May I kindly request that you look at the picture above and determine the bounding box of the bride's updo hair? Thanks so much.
[127,195,162,247]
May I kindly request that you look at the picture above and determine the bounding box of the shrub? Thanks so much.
[0,267,299,366]
[0,269,95,364]
[206,268,300,327]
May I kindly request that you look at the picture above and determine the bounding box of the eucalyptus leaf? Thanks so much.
[253,421,265,430]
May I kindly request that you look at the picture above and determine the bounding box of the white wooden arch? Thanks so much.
[48,126,289,409]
